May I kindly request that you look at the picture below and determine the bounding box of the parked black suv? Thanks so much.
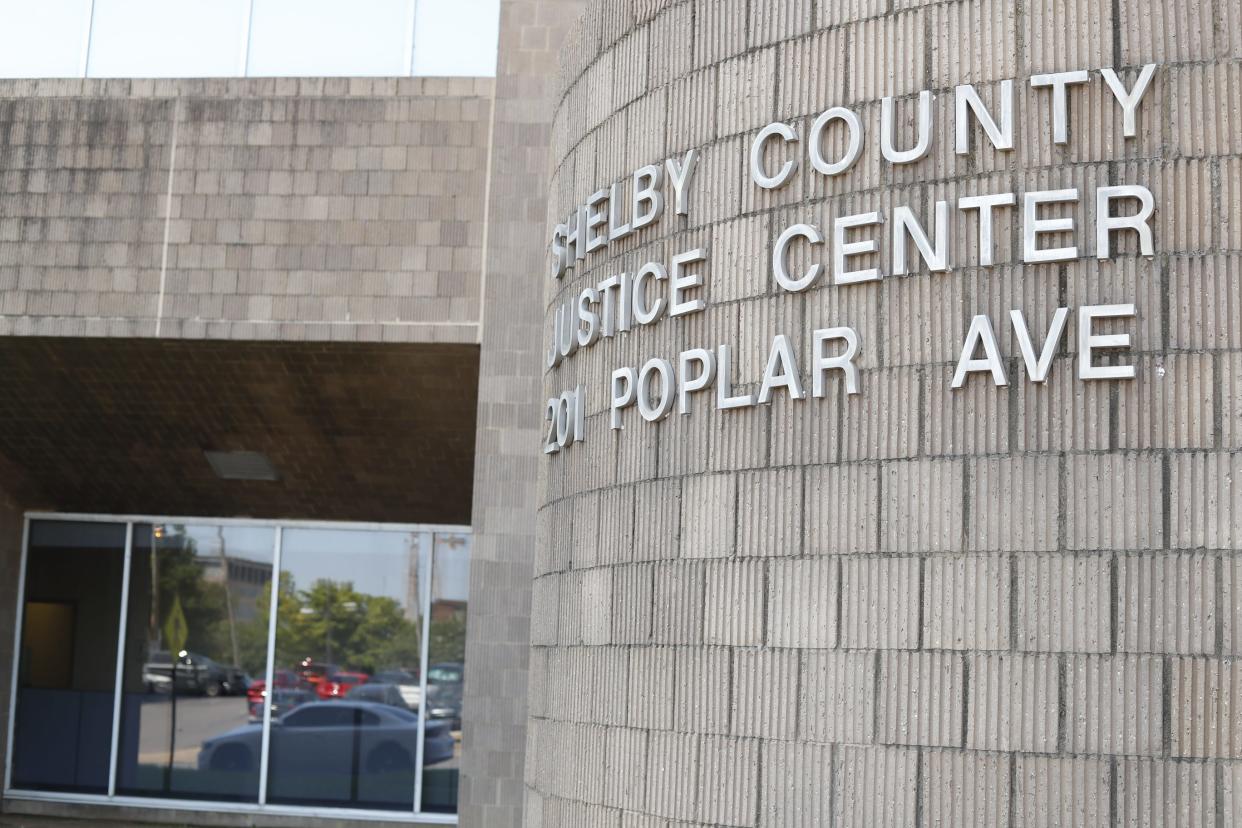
[143,650,234,697]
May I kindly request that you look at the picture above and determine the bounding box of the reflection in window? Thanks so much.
[6,519,469,818]
[265,528,432,810]
[11,521,127,793]
[420,532,469,813]
[115,524,275,801]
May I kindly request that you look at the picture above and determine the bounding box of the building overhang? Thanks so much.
[0,336,479,525]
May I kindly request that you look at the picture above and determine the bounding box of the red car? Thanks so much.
[317,671,369,700]
[246,669,305,707]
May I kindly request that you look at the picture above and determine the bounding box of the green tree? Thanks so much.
[428,614,467,665]
[152,528,230,661]
[239,577,423,676]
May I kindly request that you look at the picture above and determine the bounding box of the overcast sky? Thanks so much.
[181,524,470,614]
[0,0,501,78]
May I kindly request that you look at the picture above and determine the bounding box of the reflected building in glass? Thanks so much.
[0,0,559,825]
[10,520,470,820]
[0,2,499,823]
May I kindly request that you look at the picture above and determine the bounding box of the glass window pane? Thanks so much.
[246,0,410,78]
[114,524,275,802]
[412,0,500,77]
[10,520,127,793]
[87,0,250,78]
[420,532,469,813]
[0,0,90,78]
[265,528,427,811]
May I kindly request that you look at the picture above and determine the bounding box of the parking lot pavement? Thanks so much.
[135,695,250,767]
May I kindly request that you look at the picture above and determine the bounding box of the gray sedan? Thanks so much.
[198,700,455,776]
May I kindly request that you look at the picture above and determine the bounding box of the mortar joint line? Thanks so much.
[155,97,181,337]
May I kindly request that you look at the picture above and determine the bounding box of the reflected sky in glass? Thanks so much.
[0,0,499,79]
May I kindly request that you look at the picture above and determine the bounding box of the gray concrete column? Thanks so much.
[461,1,585,826]
[530,0,1242,824]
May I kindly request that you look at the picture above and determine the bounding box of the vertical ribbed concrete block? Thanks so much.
[1167,255,1242,351]
[881,459,963,553]
[758,740,832,827]
[1015,756,1110,828]
[603,729,650,814]
[571,489,602,569]
[841,555,920,649]
[1226,353,1242,449]
[731,648,799,739]
[969,456,1058,552]
[611,562,653,644]
[1065,654,1163,756]
[598,486,635,565]
[736,468,803,556]
[800,651,876,745]
[878,651,964,748]
[1018,553,1110,652]
[1117,758,1217,827]
[1225,763,1242,827]
[580,567,613,645]
[767,557,838,647]
[716,48,776,141]
[558,571,583,646]
[832,745,918,828]
[1171,658,1242,758]
[1117,552,1216,653]
[697,735,758,826]
[704,559,764,646]
[645,731,699,822]
[592,648,630,727]
[627,646,675,731]
[681,473,737,558]
[531,576,560,646]
[805,463,879,555]
[921,750,1010,828]
[1223,555,1242,655]
[633,478,681,561]
[776,27,847,119]
[1118,353,1217,449]
[747,0,814,47]
[966,653,1059,753]
[1067,454,1164,551]
[1169,452,1242,550]
[674,646,731,735]
[923,553,1009,650]
[651,561,704,645]
[533,0,1242,823]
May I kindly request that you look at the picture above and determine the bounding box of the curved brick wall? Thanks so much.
[530,1,1242,825]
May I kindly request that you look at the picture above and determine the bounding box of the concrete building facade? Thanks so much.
[0,0,1239,826]
[531,0,1242,825]
[0,15,514,827]
[0,1,585,825]
[0,72,496,826]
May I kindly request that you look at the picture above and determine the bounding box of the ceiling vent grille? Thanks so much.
[204,450,281,482]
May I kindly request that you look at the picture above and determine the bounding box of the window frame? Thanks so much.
[3,511,467,825]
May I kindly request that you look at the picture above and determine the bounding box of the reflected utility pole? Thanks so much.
[217,526,241,669]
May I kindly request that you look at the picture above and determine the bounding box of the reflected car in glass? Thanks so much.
[426,663,463,686]
[423,682,462,730]
[142,650,232,697]
[317,670,369,700]
[297,659,339,690]
[346,683,409,709]
[198,701,454,774]
[371,670,421,709]
[248,687,316,721]
[246,669,305,708]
